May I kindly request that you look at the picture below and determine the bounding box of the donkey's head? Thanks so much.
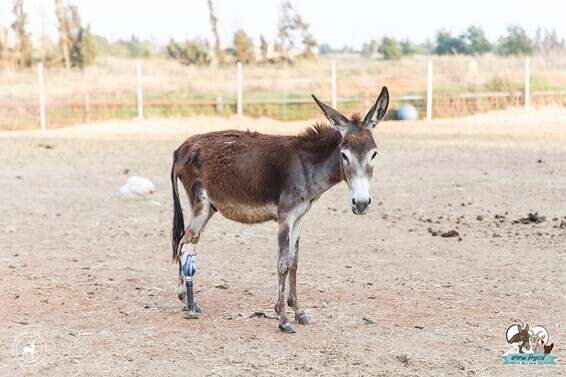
[312,87,389,215]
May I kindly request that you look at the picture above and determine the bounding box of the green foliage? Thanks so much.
[378,37,402,60]
[233,30,255,63]
[460,26,491,55]
[70,25,96,67]
[434,30,465,55]
[400,39,416,56]
[53,2,96,68]
[433,26,491,55]
[167,38,211,66]
[93,35,156,59]
[496,26,533,56]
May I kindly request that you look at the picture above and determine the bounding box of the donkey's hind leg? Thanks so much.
[177,185,215,307]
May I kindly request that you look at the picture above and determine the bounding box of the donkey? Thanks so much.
[171,87,389,333]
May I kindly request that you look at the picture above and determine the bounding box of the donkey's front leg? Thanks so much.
[275,219,294,333]
[287,215,309,325]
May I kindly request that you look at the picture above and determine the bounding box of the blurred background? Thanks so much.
[0,0,565,129]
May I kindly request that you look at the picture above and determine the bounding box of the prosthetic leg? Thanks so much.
[181,252,198,318]
[179,231,200,319]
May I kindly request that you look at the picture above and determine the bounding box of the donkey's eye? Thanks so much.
[370,151,378,160]
[341,152,349,163]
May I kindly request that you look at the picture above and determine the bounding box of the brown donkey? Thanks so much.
[171,87,389,333]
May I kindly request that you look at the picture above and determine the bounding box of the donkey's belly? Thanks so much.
[215,203,277,224]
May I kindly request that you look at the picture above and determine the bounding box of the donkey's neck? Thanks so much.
[304,145,343,198]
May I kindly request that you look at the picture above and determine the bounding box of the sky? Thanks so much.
[1,0,565,48]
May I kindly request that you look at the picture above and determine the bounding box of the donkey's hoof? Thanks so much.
[295,312,310,325]
[279,322,295,334]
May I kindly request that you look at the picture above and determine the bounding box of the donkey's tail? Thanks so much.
[171,151,185,263]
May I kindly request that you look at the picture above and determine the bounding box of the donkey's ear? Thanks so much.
[311,94,349,132]
[362,86,389,129]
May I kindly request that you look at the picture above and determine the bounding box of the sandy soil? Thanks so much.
[1,108,565,376]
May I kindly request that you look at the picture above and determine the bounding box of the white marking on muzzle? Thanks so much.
[350,176,370,205]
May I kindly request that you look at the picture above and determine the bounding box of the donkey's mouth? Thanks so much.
[352,207,368,215]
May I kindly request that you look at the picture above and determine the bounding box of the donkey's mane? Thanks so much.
[296,122,342,157]
[349,113,363,126]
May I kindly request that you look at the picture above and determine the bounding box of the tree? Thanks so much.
[54,0,72,70]
[207,0,224,64]
[12,0,33,68]
[433,30,464,55]
[535,28,565,53]
[54,1,95,68]
[233,30,255,63]
[361,40,378,58]
[318,43,332,55]
[68,5,95,67]
[460,25,491,55]
[277,1,294,61]
[259,35,269,62]
[0,27,8,69]
[293,13,317,59]
[400,39,416,56]
[276,1,317,61]
[496,26,533,56]
[167,38,211,66]
[166,39,182,61]
[378,37,402,60]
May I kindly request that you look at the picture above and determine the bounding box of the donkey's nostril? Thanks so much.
[368,197,372,205]
[352,198,356,206]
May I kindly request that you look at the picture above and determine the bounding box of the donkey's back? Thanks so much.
[173,130,299,224]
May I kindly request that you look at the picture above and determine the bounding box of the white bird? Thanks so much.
[120,176,155,195]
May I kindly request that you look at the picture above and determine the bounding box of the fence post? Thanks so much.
[236,62,243,116]
[216,96,224,114]
[38,63,46,131]
[524,57,530,108]
[84,93,91,123]
[331,60,337,108]
[136,60,144,120]
[426,60,433,121]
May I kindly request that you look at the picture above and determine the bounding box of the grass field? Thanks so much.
[1,107,565,376]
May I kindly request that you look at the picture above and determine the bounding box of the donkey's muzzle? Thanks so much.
[352,197,370,215]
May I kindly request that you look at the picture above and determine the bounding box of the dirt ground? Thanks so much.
[1,108,565,376]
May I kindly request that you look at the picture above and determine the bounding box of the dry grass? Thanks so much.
[1,54,565,103]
